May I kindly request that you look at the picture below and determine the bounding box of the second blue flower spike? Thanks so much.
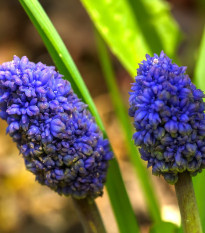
[129,51,205,184]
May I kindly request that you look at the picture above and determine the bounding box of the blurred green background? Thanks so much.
[0,0,205,233]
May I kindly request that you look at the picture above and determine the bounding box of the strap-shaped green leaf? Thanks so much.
[81,0,181,76]
[18,0,139,232]
[125,0,181,56]
[194,27,205,92]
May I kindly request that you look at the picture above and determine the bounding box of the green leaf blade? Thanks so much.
[19,0,101,128]
[81,0,181,76]
[194,26,205,91]
[150,221,180,233]
[81,0,150,76]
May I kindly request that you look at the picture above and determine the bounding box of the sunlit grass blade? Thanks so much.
[194,26,205,91]
[95,31,161,223]
[80,0,181,76]
[193,26,205,233]
[18,0,140,232]
[80,0,149,76]
[19,0,98,125]
[126,0,181,57]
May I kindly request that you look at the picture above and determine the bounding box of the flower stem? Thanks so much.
[175,171,202,233]
[72,197,107,233]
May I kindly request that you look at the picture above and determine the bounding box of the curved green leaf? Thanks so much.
[126,0,181,56]
[150,221,179,233]
[194,26,205,92]
[81,0,181,76]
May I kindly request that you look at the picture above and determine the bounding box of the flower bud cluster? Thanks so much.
[129,51,205,184]
[0,56,112,198]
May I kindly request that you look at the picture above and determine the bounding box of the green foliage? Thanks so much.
[124,0,181,56]
[81,0,149,76]
[150,221,180,233]
[19,0,140,232]
[19,0,98,125]
[81,0,181,76]
[194,27,205,92]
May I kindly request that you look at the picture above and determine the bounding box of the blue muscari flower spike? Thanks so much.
[129,51,205,184]
[0,56,113,199]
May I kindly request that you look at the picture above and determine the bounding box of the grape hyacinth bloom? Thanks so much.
[129,51,205,184]
[0,56,113,199]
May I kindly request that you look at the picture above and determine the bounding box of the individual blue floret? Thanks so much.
[129,51,205,184]
[0,56,113,198]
